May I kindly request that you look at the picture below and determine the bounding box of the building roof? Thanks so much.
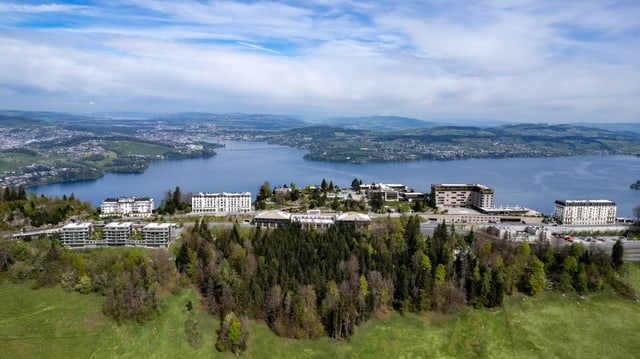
[555,199,616,206]
[336,212,371,222]
[104,222,133,229]
[144,223,173,229]
[103,196,153,202]
[194,192,251,197]
[254,210,292,221]
[432,183,493,191]
[62,222,92,229]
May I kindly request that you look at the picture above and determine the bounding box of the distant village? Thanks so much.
[12,181,627,249]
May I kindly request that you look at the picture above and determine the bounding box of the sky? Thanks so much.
[0,0,639,123]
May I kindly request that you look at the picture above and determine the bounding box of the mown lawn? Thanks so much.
[1,266,640,358]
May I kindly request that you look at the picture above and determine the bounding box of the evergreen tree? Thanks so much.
[258,181,272,202]
[612,240,624,270]
[351,178,362,192]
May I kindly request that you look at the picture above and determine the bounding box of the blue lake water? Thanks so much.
[30,141,640,217]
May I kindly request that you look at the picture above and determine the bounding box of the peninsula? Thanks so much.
[2,111,640,187]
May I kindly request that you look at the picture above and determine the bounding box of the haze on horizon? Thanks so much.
[0,1,638,124]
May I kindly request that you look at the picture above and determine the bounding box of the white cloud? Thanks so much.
[0,3,86,13]
[0,0,638,122]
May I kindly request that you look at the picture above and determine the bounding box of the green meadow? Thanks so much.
[2,263,640,359]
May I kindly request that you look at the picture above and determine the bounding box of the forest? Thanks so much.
[0,188,635,354]
[174,216,632,351]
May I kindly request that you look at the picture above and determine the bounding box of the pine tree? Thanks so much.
[612,240,624,270]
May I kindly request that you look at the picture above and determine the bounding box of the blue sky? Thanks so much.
[0,0,638,123]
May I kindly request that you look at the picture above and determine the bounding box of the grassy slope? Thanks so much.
[0,152,40,171]
[1,264,640,358]
[103,140,170,157]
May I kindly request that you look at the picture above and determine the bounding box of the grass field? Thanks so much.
[103,140,170,157]
[0,152,40,171]
[1,264,640,358]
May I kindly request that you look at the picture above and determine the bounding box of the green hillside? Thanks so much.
[2,262,639,358]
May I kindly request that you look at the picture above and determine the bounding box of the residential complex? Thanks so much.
[431,183,494,209]
[59,222,174,247]
[100,197,154,218]
[553,200,617,225]
[191,192,252,214]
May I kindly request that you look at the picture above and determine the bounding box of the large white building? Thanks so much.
[100,197,154,218]
[191,192,252,214]
[553,200,617,225]
[431,184,494,209]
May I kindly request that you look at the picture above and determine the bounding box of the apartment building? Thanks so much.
[60,222,93,246]
[103,222,133,245]
[142,223,173,246]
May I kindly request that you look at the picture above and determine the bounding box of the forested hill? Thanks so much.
[258,123,640,162]
[320,115,439,131]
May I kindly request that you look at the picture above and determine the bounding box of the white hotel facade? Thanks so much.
[100,197,154,218]
[553,200,617,225]
[191,192,252,214]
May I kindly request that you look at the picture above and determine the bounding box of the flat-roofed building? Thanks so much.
[60,222,93,246]
[142,223,173,247]
[103,222,133,245]
[100,197,154,218]
[553,200,617,225]
[403,192,425,202]
[370,188,400,202]
[191,192,252,214]
[431,183,494,209]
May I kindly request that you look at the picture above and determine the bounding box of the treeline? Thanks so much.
[176,216,632,343]
[156,186,190,215]
[0,187,94,229]
[0,238,176,322]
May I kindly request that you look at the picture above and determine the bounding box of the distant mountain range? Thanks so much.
[2,109,638,133]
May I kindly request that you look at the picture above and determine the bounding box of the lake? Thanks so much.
[30,140,640,217]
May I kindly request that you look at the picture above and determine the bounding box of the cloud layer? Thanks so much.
[0,0,638,122]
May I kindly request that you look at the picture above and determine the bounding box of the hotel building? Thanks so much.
[191,192,252,214]
[552,200,617,225]
[431,184,494,209]
[100,197,154,218]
